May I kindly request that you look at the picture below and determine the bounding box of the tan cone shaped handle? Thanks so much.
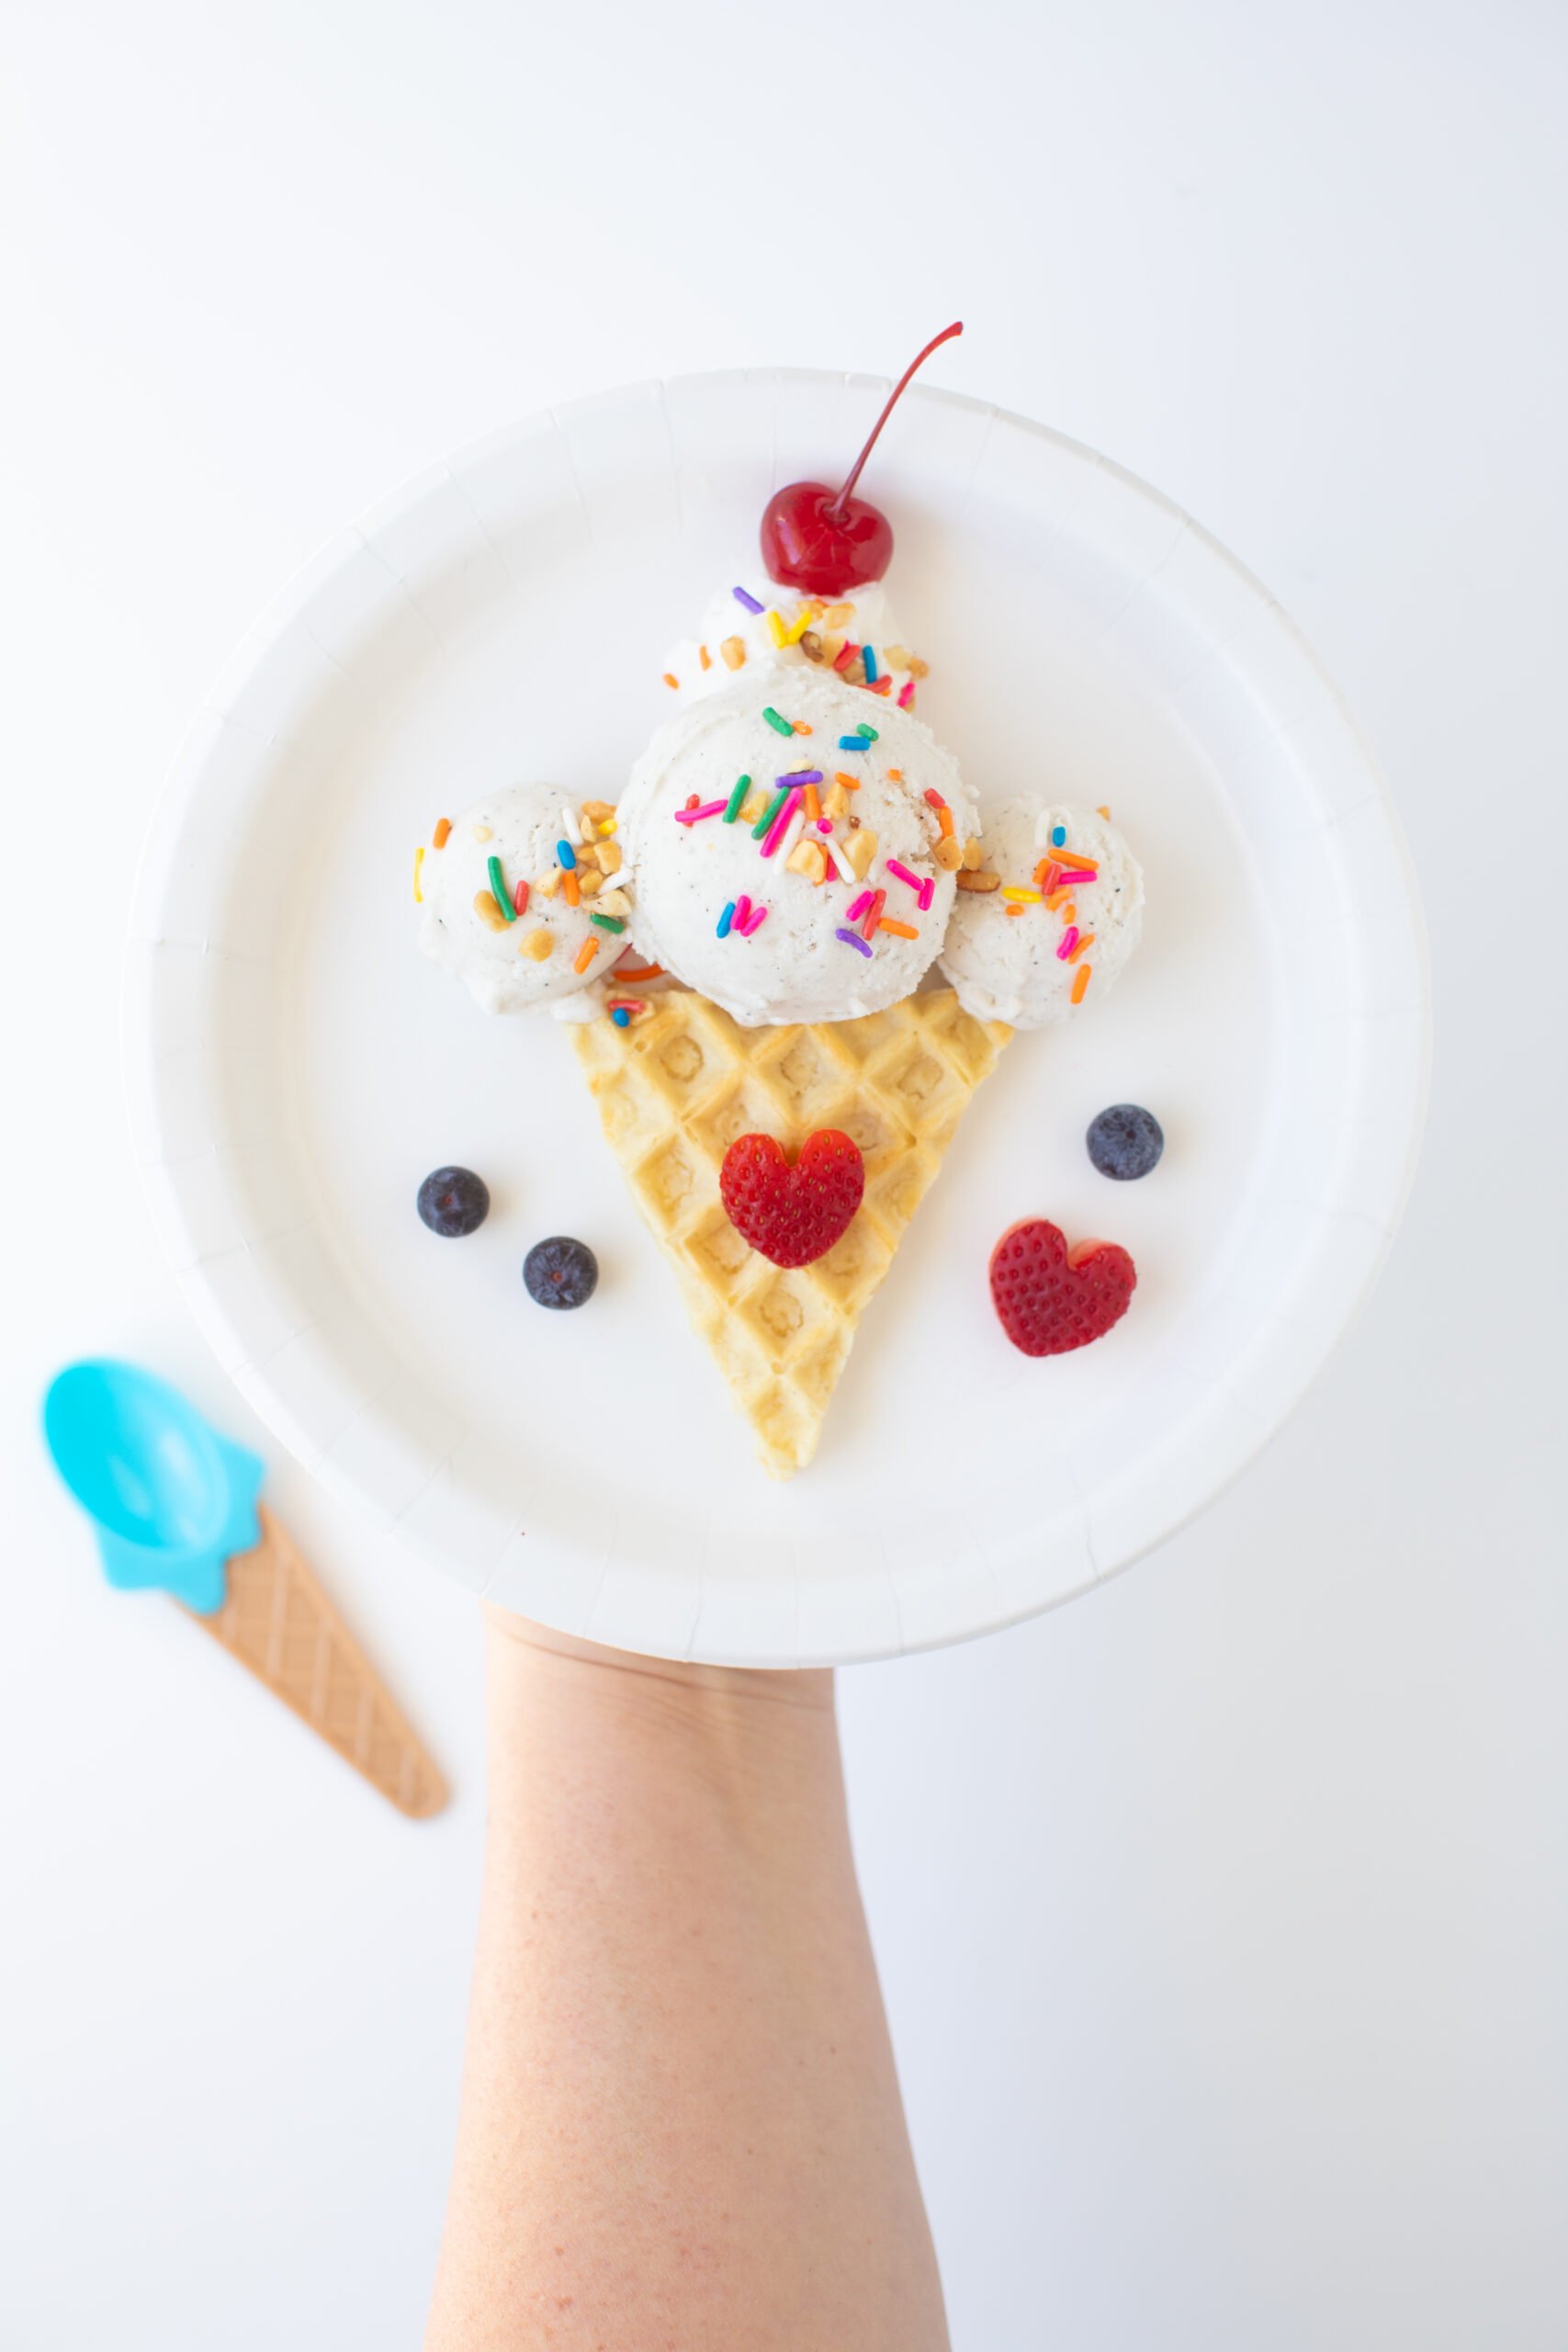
[180,1505,447,1819]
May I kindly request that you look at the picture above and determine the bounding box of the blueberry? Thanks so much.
[417,1167,491,1237]
[524,1236,598,1310]
[1086,1104,1164,1182]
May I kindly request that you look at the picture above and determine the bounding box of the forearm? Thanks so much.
[425,1619,947,2352]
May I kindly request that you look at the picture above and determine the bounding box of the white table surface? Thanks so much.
[3,5,1563,2346]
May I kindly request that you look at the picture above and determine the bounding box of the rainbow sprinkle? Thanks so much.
[863,645,879,684]
[1002,886,1042,903]
[838,735,869,752]
[591,911,626,933]
[761,787,804,856]
[733,585,764,614]
[1067,931,1095,962]
[886,858,922,897]
[674,799,728,824]
[762,707,795,738]
[734,895,752,930]
[750,784,791,840]
[765,610,788,649]
[556,839,577,870]
[879,918,919,940]
[513,877,530,917]
[716,900,736,939]
[741,902,768,935]
[835,926,874,957]
[777,768,823,787]
[897,678,915,708]
[487,854,515,921]
[1057,926,1080,960]
[845,889,874,922]
[917,876,935,913]
[856,723,877,741]
[412,846,424,901]
[610,1006,631,1027]
[432,818,451,849]
[832,639,857,672]
[1071,962,1092,1004]
[723,774,751,822]
[1052,825,1067,847]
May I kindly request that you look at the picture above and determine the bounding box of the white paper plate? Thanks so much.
[124,371,1427,1666]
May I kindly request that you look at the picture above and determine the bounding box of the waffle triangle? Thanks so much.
[570,989,1010,1477]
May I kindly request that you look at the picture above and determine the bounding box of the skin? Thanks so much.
[424,1615,949,2352]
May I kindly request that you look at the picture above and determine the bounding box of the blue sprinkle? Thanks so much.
[732,585,764,615]
[1051,825,1066,847]
[610,1006,631,1028]
[835,927,874,958]
[717,900,736,939]
[863,645,878,684]
[556,839,577,870]
[838,736,868,752]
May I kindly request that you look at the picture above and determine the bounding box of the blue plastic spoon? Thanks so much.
[41,1360,446,1816]
[42,1359,265,1614]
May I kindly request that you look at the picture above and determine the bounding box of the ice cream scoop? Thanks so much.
[659,576,920,710]
[939,799,1144,1027]
[618,669,978,1026]
[416,783,628,1019]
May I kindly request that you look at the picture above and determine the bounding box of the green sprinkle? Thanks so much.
[487,854,515,922]
[750,785,790,840]
[761,707,795,738]
[723,773,751,823]
[590,911,626,933]
[856,723,878,741]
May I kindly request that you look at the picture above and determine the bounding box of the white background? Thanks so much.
[2,4,1563,2346]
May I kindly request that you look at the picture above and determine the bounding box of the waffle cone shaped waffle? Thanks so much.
[183,1507,447,1817]
[571,989,1010,1477]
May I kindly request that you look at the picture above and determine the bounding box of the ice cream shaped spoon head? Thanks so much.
[760,322,964,597]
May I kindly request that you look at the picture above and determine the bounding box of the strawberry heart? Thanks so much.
[989,1218,1137,1356]
[719,1130,865,1270]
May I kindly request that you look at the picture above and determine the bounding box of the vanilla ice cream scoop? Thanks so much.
[660,575,924,709]
[416,783,629,1018]
[617,670,978,1026]
[939,800,1144,1027]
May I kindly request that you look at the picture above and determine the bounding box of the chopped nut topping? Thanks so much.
[519,926,554,959]
[840,828,878,881]
[720,636,747,670]
[933,837,963,871]
[955,867,1001,893]
[786,836,828,885]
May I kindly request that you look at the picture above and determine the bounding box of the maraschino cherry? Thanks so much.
[760,322,964,597]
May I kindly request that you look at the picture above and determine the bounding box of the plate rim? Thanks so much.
[123,369,1431,1664]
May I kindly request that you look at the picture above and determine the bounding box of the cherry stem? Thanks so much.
[829,321,964,516]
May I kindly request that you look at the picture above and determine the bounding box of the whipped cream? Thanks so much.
[618,670,976,1026]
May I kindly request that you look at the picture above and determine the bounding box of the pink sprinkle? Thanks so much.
[845,889,874,922]
[741,903,768,935]
[734,894,752,930]
[886,858,922,896]
[760,786,803,857]
[822,847,841,882]
[675,799,728,824]
[1066,867,1100,886]
[816,818,833,833]
[897,677,915,708]
[832,639,858,673]
[917,877,935,913]
[1057,926,1080,960]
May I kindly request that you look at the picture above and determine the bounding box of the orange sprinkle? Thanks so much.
[432,817,452,849]
[793,721,812,735]
[1061,901,1077,924]
[1097,805,1111,819]
[1044,888,1073,911]
[573,936,599,975]
[1005,904,1026,919]
[886,767,903,782]
[1067,931,1096,962]
[1071,962,1092,1003]
[562,869,581,908]
[699,644,711,671]
[1051,848,1100,872]
[613,963,663,983]
[878,917,919,940]
[833,771,862,790]
[803,785,821,821]
[661,672,679,689]
[938,807,954,839]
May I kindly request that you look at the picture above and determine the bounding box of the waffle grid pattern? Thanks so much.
[185,1507,447,1817]
[572,989,1010,1476]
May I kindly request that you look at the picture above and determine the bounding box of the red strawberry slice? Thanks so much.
[719,1130,865,1270]
[989,1217,1136,1356]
